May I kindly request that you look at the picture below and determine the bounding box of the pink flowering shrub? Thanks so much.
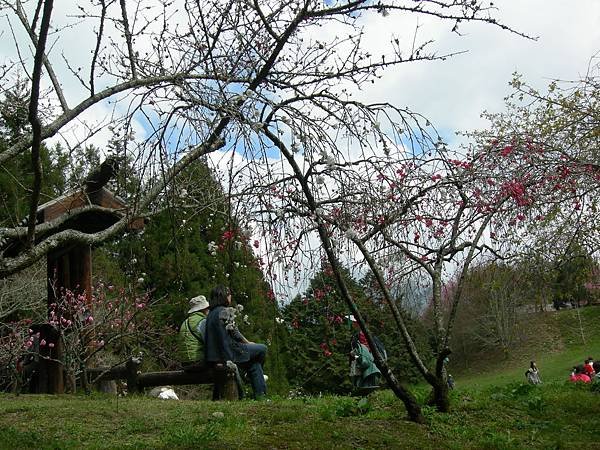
[0,319,34,391]
[50,283,154,390]
[0,282,157,393]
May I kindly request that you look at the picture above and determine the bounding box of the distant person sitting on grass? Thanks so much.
[569,365,591,384]
[525,360,542,385]
[593,359,600,378]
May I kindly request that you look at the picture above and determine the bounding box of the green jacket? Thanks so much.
[178,311,206,363]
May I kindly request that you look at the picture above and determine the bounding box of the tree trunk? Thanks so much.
[429,378,450,413]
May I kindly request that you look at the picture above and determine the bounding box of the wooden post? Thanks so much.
[125,357,142,394]
[212,364,239,401]
[223,368,239,401]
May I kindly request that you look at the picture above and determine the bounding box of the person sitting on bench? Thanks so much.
[178,294,209,371]
[204,285,268,400]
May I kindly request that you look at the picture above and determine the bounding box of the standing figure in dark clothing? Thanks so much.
[348,314,386,389]
[204,285,268,399]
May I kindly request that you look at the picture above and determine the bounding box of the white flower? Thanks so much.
[137,277,144,284]
[236,304,244,312]
[207,241,218,252]
[275,317,284,324]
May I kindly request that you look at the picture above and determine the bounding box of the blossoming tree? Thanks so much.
[0,0,529,422]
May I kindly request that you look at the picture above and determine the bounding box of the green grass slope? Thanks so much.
[454,306,600,389]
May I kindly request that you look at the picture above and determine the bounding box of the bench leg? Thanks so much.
[212,369,239,401]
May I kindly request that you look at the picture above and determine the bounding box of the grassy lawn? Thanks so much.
[1,382,599,449]
[456,306,600,389]
[1,307,599,449]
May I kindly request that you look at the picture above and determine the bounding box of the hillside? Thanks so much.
[453,305,600,388]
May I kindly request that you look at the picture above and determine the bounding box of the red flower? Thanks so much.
[221,230,235,241]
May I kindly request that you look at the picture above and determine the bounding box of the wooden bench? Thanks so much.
[86,357,239,400]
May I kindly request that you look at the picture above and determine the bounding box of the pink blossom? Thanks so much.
[40,339,47,346]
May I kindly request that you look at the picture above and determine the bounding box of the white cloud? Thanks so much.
[352,1,600,141]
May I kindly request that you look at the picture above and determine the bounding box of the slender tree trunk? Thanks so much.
[429,377,450,413]
[269,130,425,423]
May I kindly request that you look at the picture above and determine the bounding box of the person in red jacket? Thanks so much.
[569,366,591,383]
[583,357,595,379]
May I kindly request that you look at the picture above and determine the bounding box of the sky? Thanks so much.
[2,1,598,153]
[352,1,600,144]
[2,1,599,300]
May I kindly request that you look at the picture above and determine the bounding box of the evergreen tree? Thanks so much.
[97,160,288,391]
[282,265,356,394]
[0,82,68,227]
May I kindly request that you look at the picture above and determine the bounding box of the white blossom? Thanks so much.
[207,241,218,252]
